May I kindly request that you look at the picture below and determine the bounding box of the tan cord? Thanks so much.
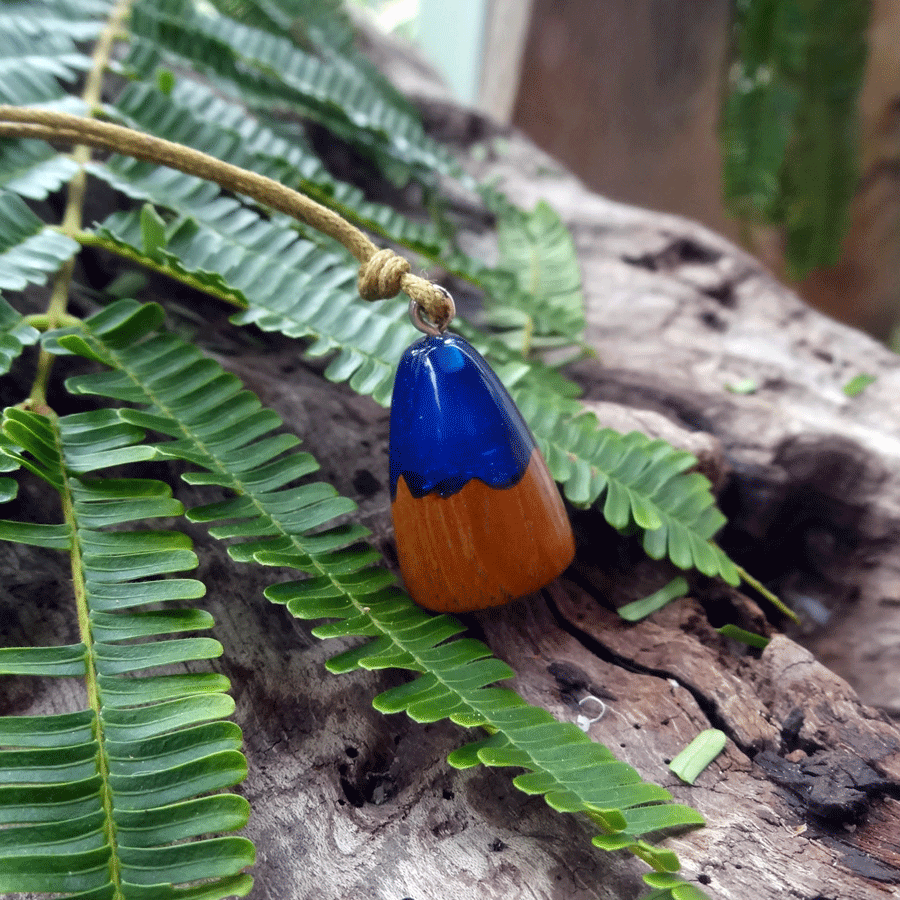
[0,106,454,329]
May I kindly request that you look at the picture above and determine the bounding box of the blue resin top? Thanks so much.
[389,334,535,499]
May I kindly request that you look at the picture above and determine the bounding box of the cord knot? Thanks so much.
[358,248,411,301]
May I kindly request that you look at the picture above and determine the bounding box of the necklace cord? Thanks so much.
[0,106,455,329]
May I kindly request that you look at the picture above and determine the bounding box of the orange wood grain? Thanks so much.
[391,452,575,613]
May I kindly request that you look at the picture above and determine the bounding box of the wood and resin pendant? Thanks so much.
[389,308,575,613]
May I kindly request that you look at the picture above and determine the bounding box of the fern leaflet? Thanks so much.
[0,292,39,375]
[0,191,80,292]
[107,79,447,257]
[124,0,458,182]
[0,403,253,898]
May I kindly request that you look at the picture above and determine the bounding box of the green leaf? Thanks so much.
[89,206,413,407]
[618,577,689,622]
[1,407,66,489]
[668,729,728,784]
[0,477,17,502]
[780,2,868,275]
[0,192,79,291]
[0,645,87,677]
[720,0,805,220]
[49,299,702,860]
[125,0,458,182]
[156,68,175,95]
[843,372,876,397]
[724,377,759,395]
[0,520,72,549]
[0,294,40,374]
[721,0,870,275]
[495,201,585,342]
[108,78,447,256]
[641,872,712,900]
[513,393,738,583]
[716,624,770,649]
[139,202,168,258]
[0,406,252,896]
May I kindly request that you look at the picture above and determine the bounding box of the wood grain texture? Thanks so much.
[392,452,574,613]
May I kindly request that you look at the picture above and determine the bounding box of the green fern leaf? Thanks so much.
[107,79,447,256]
[0,404,254,898]
[0,3,104,105]
[0,191,80,291]
[641,871,713,900]
[83,192,735,582]
[514,392,739,584]
[89,205,415,407]
[0,293,39,374]
[125,0,458,181]
[720,0,804,221]
[489,198,586,344]
[45,300,703,868]
[0,137,82,200]
[206,0,419,121]
[721,0,869,276]
[0,15,91,82]
[779,2,868,275]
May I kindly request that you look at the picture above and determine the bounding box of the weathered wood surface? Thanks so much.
[5,31,900,900]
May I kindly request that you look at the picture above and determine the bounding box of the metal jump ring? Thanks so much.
[409,286,455,336]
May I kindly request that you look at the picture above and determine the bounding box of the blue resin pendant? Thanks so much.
[390,326,574,613]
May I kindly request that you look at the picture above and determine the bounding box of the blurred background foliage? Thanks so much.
[354,0,896,347]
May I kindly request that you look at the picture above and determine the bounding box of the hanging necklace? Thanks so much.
[389,297,574,613]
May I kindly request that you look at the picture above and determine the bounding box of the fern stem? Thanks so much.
[48,410,125,898]
[0,108,454,327]
[27,0,135,410]
[29,259,76,409]
[734,563,799,623]
[30,7,138,893]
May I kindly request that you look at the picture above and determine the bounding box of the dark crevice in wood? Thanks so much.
[543,591,760,760]
[622,236,722,270]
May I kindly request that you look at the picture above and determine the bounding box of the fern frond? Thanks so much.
[90,205,416,406]
[0,404,254,898]
[44,299,704,872]
[205,0,419,120]
[81,195,735,583]
[0,191,80,291]
[0,1,103,105]
[107,79,447,256]
[721,0,868,276]
[514,391,740,585]
[124,0,458,181]
[720,0,804,222]
[0,4,90,199]
[486,197,586,347]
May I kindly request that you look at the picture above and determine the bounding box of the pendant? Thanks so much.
[389,299,575,613]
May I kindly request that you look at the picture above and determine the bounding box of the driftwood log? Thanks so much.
[5,30,900,900]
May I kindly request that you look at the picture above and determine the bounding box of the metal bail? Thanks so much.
[409,286,455,336]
